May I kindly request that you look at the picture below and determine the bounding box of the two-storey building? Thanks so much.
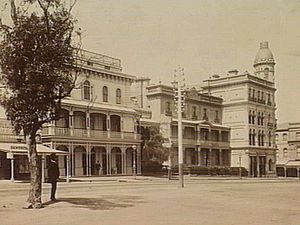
[276,123,300,177]
[133,82,231,167]
[0,49,142,179]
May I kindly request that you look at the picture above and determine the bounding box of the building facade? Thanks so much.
[276,123,300,177]
[0,49,142,179]
[201,42,277,177]
[134,82,231,168]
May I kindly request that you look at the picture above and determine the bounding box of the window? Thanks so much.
[252,129,256,146]
[203,108,208,120]
[264,68,269,79]
[215,110,219,123]
[258,91,261,101]
[83,80,91,100]
[257,112,261,125]
[249,129,252,145]
[268,131,272,147]
[248,88,252,99]
[165,101,172,115]
[192,106,197,119]
[261,113,264,126]
[103,86,108,102]
[283,133,287,141]
[116,88,121,104]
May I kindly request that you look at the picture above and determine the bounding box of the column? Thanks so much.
[249,156,252,177]
[257,155,260,177]
[208,148,212,167]
[69,110,74,136]
[10,154,14,182]
[86,145,89,177]
[86,111,90,138]
[66,154,70,182]
[106,144,111,175]
[107,114,111,138]
[121,145,125,175]
[197,146,201,166]
[284,167,287,177]
[219,149,223,166]
[41,155,45,183]
[137,145,142,175]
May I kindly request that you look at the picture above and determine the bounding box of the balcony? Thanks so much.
[41,126,139,140]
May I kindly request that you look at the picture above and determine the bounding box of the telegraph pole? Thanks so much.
[173,67,185,188]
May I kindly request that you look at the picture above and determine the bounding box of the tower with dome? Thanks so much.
[201,42,277,177]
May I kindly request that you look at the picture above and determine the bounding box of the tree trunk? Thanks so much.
[26,133,42,209]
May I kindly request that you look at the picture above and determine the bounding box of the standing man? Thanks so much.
[95,160,101,176]
[48,153,59,201]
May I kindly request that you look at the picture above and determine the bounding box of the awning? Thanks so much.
[0,143,68,155]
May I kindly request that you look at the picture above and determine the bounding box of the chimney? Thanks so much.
[228,69,239,76]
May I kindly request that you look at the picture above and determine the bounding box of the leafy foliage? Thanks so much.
[0,0,79,135]
[141,126,168,163]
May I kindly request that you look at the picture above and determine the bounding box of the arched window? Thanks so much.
[103,86,108,102]
[257,112,261,125]
[83,80,91,100]
[249,129,252,145]
[249,111,252,124]
[264,68,269,79]
[261,113,264,126]
[116,88,121,104]
[252,129,256,146]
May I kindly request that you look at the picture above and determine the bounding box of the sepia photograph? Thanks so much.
[0,0,299,224]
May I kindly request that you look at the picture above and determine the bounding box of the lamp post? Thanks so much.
[132,144,137,179]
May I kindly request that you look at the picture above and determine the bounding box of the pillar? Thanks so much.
[284,167,286,177]
[106,144,111,175]
[137,145,142,175]
[10,155,14,182]
[86,145,89,177]
[86,111,90,138]
[69,110,74,136]
[107,114,111,138]
[66,154,70,182]
[42,155,45,183]
[219,149,223,166]
[208,148,212,167]
[121,146,125,175]
[257,155,260,177]
[197,146,201,166]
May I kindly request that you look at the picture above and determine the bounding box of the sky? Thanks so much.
[1,0,300,124]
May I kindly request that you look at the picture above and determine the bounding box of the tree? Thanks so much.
[141,126,168,163]
[0,0,80,208]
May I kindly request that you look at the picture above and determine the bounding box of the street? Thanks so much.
[0,177,300,225]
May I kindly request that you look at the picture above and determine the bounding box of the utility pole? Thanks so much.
[172,66,185,188]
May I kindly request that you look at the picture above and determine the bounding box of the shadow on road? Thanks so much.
[43,195,145,210]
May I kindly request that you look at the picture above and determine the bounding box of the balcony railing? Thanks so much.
[41,126,139,140]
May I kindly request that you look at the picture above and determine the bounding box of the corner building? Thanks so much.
[0,50,142,179]
[202,42,277,177]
